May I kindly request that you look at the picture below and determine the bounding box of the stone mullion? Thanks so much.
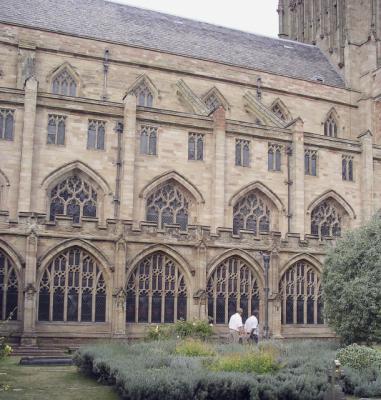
[77,257,82,323]
[303,266,308,324]
[63,256,69,322]
[282,282,287,324]
[174,269,178,322]
[148,262,153,324]
[236,263,241,313]
[161,262,165,324]
[248,270,252,318]
[314,274,318,324]
[225,266,229,325]
[293,268,297,324]
[49,270,54,322]
[135,273,139,324]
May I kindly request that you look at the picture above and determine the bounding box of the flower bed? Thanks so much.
[74,340,340,400]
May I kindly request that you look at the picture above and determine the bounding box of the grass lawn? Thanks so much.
[0,356,119,400]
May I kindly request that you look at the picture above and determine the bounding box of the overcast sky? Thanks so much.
[109,0,279,38]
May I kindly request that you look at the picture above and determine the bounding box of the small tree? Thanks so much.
[322,217,381,344]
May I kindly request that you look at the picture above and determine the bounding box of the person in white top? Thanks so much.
[244,312,259,344]
[228,308,244,343]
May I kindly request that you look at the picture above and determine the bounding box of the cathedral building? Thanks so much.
[0,0,380,346]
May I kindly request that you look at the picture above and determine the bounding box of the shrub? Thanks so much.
[337,344,381,370]
[175,339,215,357]
[146,319,213,341]
[340,366,381,397]
[322,217,381,344]
[208,351,280,374]
[146,324,173,341]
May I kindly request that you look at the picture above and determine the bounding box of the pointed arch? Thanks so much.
[323,107,339,137]
[125,246,190,323]
[37,243,110,323]
[125,74,158,107]
[139,171,204,229]
[37,239,113,278]
[279,255,324,325]
[41,161,112,224]
[206,250,263,324]
[139,170,204,204]
[307,190,356,219]
[48,62,80,97]
[229,182,285,235]
[0,169,10,211]
[202,87,230,112]
[0,239,24,321]
[270,98,292,122]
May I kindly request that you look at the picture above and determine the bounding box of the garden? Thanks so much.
[73,320,381,400]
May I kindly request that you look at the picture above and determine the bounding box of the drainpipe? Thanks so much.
[286,145,293,233]
[262,252,271,340]
[114,121,123,219]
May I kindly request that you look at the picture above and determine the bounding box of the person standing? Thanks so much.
[244,311,259,344]
[228,308,244,343]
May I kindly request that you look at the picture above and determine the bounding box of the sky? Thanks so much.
[109,0,279,38]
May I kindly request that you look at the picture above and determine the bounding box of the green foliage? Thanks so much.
[208,350,280,374]
[175,339,215,357]
[74,340,339,400]
[341,366,381,397]
[146,319,214,341]
[337,343,381,370]
[322,217,381,344]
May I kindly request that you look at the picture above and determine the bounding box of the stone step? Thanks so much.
[11,346,70,357]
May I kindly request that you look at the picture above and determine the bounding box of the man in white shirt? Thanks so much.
[228,308,244,343]
[244,311,259,344]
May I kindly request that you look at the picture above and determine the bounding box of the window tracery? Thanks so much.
[0,250,18,320]
[140,125,157,155]
[311,199,342,238]
[47,115,66,145]
[235,139,250,167]
[87,120,105,150]
[324,113,338,137]
[134,80,153,107]
[52,68,77,96]
[0,109,14,141]
[207,256,260,324]
[279,261,323,325]
[146,182,190,230]
[268,143,282,171]
[126,252,187,323]
[38,247,106,322]
[49,175,97,223]
[233,191,271,235]
[204,93,222,112]
[188,133,204,161]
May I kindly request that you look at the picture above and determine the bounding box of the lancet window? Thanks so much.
[140,125,157,155]
[272,103,286,121]
[311,199,342,238]
[126,252,187,323]
[279,261,323,325]
[188,133,204,161]
[207,256,260,324]
[38,247,107,322]
[146,183,190,230]
[49,175,97,223]
[342,155,354,181]
[324,113,338,137]
[87,120,105,150]
[47,115,66,145]
[134,80,153,107]
[0,109,14,141]
[233,191,271,235]
[205,93,222,112]
[268,143,282,171]
[0,250,18,320]
[304,149,317,176]
[52,68,77,96]
[235,139,250,167]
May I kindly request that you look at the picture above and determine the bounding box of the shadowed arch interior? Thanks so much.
[38,246,107,323]
[207,256,260,324]
[0,249,19,320]
[126,251,188,323]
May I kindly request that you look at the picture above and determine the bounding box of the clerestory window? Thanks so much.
[188,133,204,161]
[52,68,77,96]
[47,115,66,145]
[0,109,14,141]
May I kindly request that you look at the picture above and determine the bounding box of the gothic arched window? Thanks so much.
[324,113,338,137]
[205,93,222,112]
[233,191,271,235]
[146,183,190,230]
[52,68,77,96]
[126,252,187,323]
[272,103,286,121]
[311,199,343,238]
[49,175,98,223]
[0,109,15,141]
[38,247,107,322]
[279,261,323,325]
[268,144,282,171]
[0,250,18,320]
[207,256,260,324]
[134,80,153,107]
